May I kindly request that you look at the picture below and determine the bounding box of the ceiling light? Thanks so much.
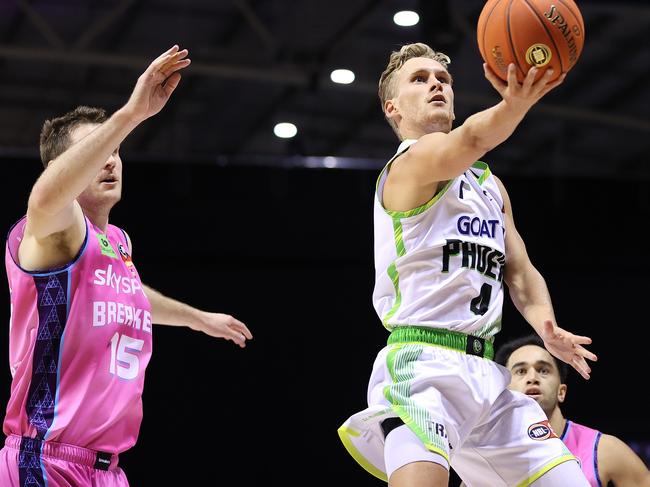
[273,122,297,139]
[393,10,419,27]
[330,69,355,85]
[323,156,338,168]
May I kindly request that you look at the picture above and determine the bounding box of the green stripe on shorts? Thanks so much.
[383,344,450,461]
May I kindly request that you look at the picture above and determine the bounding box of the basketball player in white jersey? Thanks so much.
[338,43,597,487]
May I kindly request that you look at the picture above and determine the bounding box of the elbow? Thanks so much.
[28,185,59,216]
[464,128,494,155]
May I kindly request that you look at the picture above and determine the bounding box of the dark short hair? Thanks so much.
[495,334,569,383]
[39,106,108,167]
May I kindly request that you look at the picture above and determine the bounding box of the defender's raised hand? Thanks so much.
[123,45,191,123]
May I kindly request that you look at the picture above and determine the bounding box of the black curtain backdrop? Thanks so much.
[1,159,648,485]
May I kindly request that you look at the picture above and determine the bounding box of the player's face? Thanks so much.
[71,123,123,210]
[506,345,566,416]
[386,57,455,135]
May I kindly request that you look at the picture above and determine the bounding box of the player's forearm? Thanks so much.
[29,108,139,216]
[460,99,529,154]
[142,284,203,330]
[410,100,530,182]
[507,264,557,335]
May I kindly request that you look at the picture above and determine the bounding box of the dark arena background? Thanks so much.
[0,1,648,485]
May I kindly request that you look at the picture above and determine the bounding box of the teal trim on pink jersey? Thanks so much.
[4,215,152,461]
[561,420,602,487]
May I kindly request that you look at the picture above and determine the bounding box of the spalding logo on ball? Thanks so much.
[477,0,585,82]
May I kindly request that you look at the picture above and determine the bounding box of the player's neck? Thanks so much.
[398,120,451,140]
[548,407,566,438]
[83,206,111,233]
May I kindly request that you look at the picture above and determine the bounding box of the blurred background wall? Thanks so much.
[0,1,648,485]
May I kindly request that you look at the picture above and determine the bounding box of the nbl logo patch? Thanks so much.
[527,420,558,441]
[117,242,137,276]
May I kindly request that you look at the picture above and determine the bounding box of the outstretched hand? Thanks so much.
[539,320,597,380]
[196,312,253,348]
[124,45,191,123]
[483,63,566,113]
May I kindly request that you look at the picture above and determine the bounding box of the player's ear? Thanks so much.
[557,383,567,404]
[385,99,398,119]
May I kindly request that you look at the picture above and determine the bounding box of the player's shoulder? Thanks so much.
[598,432,627,454]
[597,433,645,467]
[597,433,650,483]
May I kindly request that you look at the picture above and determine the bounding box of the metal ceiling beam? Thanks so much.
[129,0,270,153]
[316,0,383,61]
[231,0,278,53]
[74,0,140,49]
[16,0,65,49]
[0,44,309,85]
[0,45,647,133]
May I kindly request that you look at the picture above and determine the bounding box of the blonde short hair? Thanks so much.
[378,43,451,135]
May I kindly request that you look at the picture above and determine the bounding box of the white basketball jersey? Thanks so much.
[373,139,506,339]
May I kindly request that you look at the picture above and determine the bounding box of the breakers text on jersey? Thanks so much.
[92,301,152,333]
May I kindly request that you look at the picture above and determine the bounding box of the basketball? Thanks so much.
[477,0,585,83]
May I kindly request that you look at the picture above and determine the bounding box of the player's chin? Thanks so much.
[97,183,122,198]
[428,110,451,121]
[107,188,122,202]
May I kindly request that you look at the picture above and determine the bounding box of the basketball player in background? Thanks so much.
[0,45,252,486]
[495,335,650,487]
[337,42,597,487]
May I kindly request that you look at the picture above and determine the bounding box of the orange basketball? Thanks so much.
[477,0,585,83]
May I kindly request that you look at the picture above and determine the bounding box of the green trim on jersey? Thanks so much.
[337,426,388,482]
[471,160,491,186]
[383,345,450,462]
[516,455,576,487]
[377,157,494,331]
[385,179,453,219]
[382,218,405,329]
[379,179,453,330]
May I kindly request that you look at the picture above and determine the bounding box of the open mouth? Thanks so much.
[525,388,542,397]
[429,94,446,104]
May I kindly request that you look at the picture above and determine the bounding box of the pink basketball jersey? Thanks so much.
[561,420,603,487]
[4,216,152,454]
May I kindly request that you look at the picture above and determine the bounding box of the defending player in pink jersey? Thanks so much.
[496,335,650,487]
[0,45,252,487]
